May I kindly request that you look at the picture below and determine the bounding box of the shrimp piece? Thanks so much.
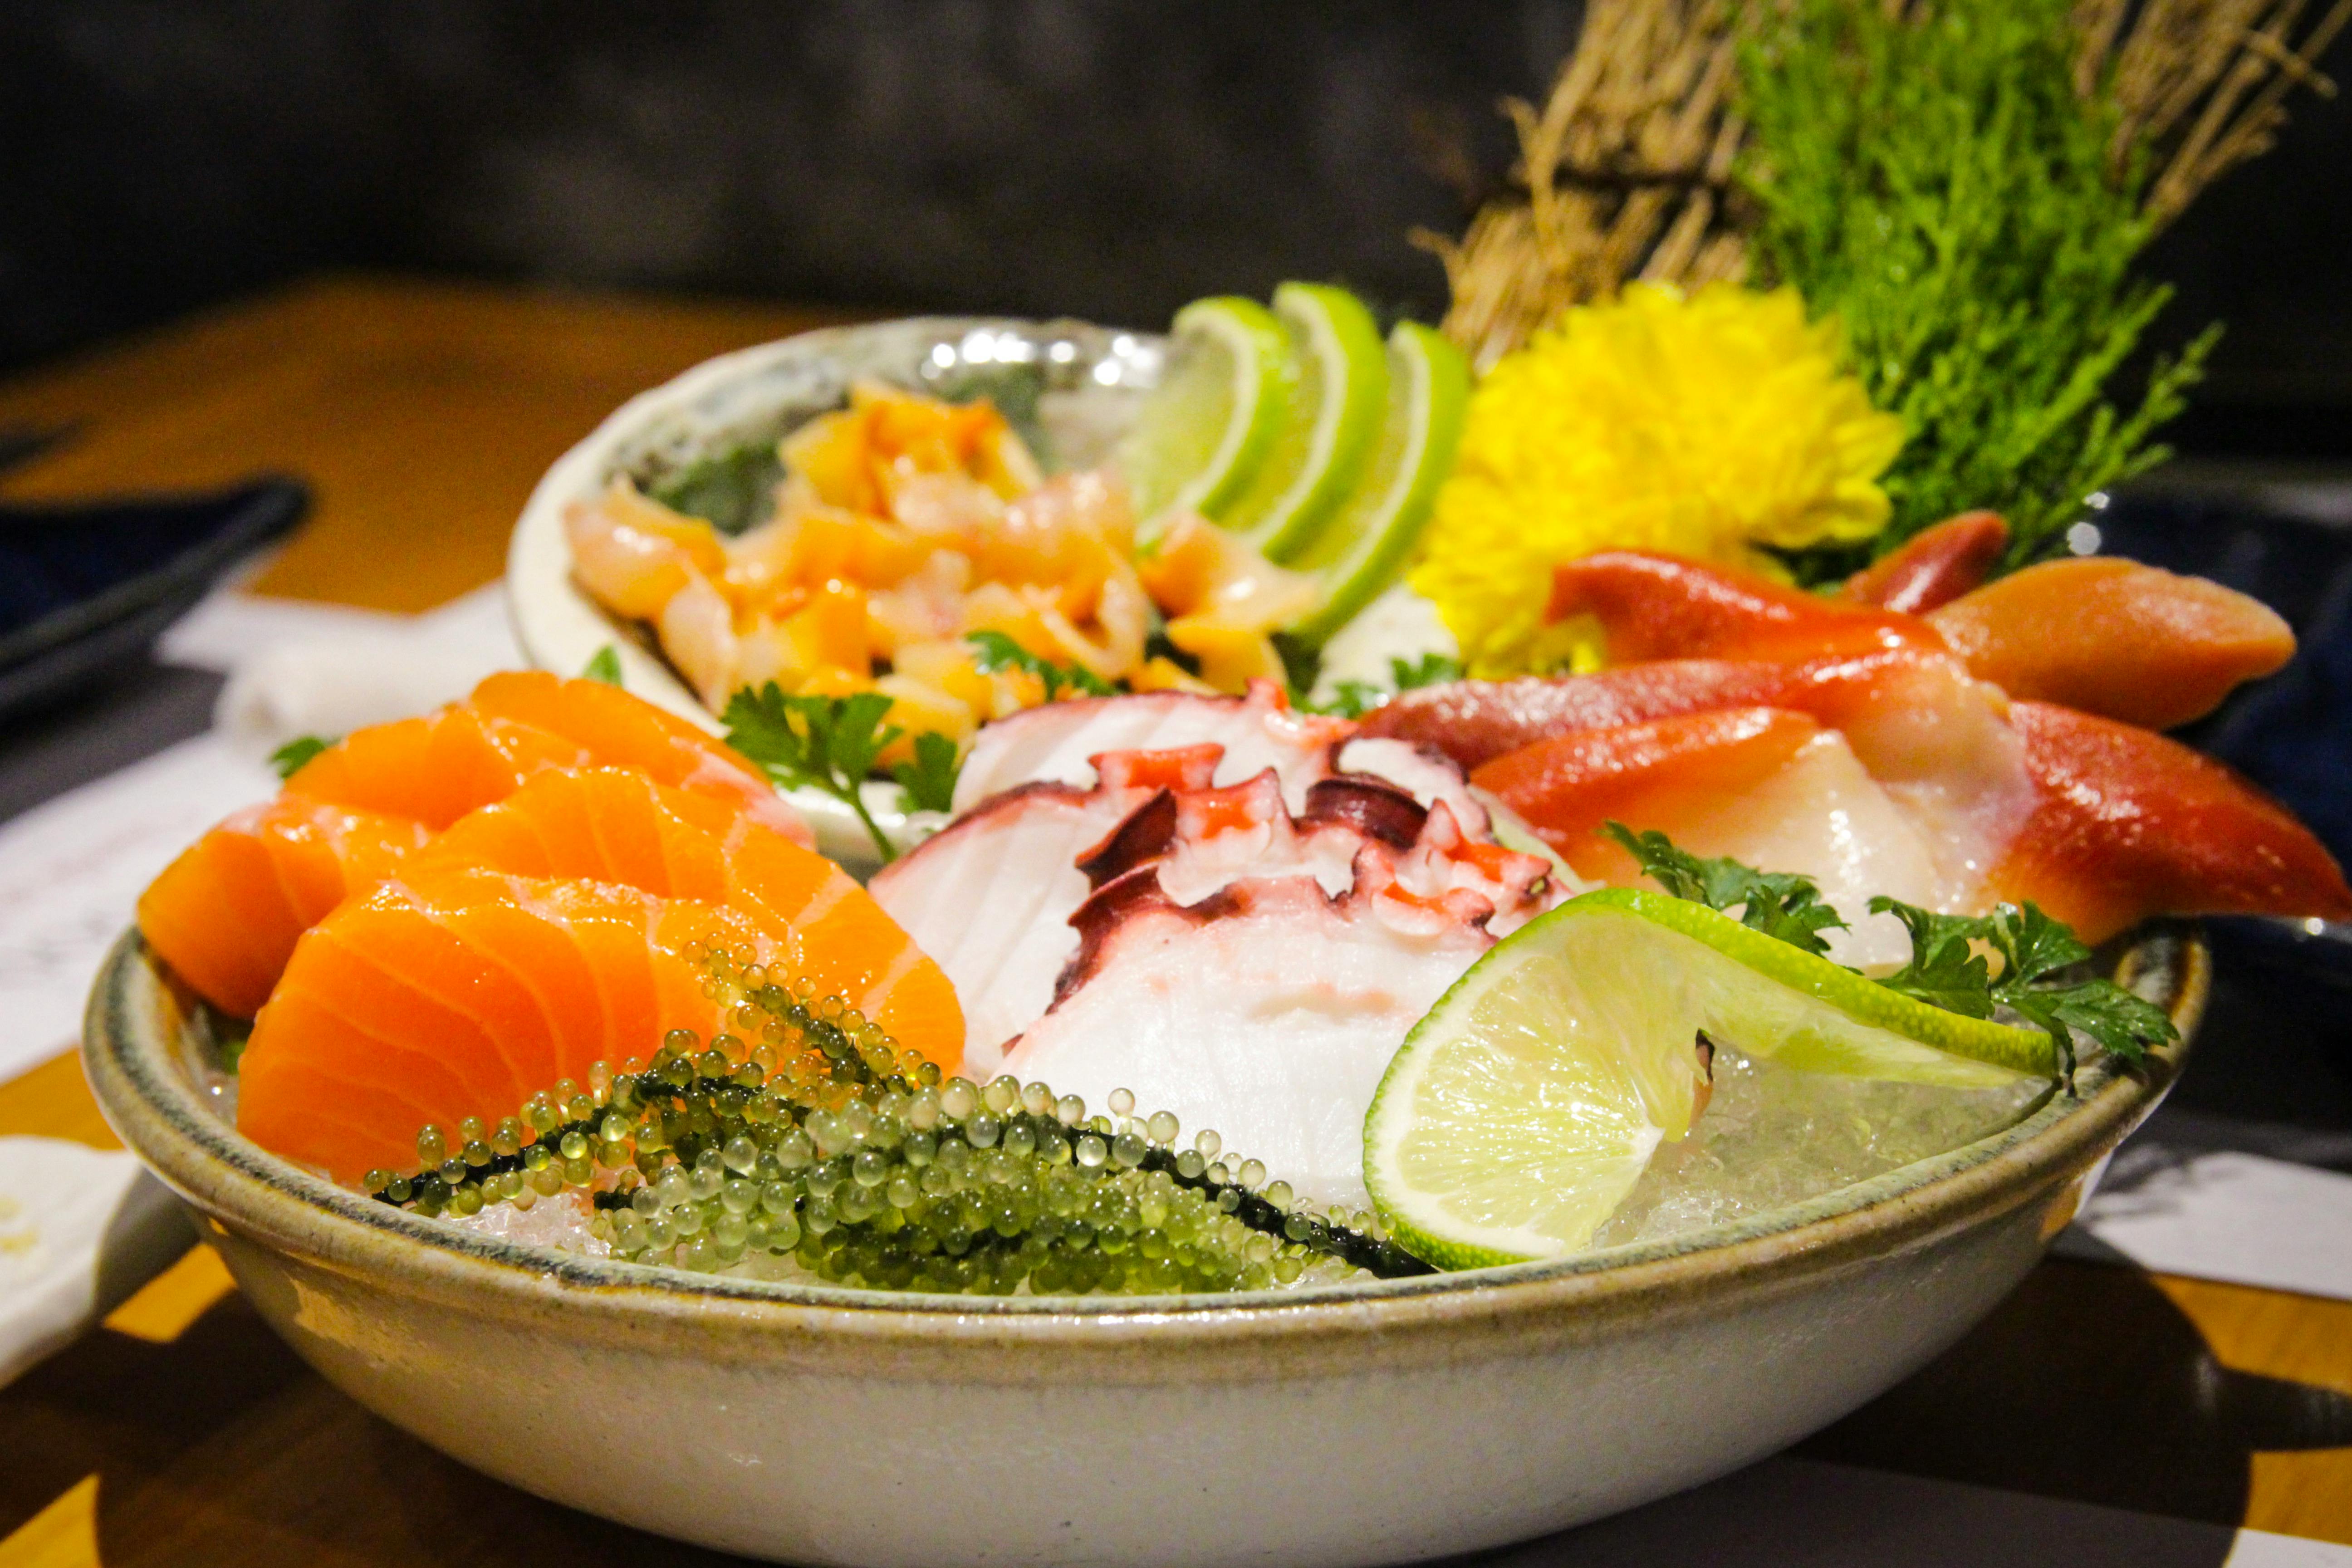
[564,480,729,621]
[656,571,741,710]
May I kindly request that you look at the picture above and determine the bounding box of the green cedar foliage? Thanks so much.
[1738,0,2215,582]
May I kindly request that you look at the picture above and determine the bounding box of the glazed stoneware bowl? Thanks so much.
[84,926,2201,1568]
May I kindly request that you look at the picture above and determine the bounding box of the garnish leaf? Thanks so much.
[1606,825,2177,1077]
[965,630,1112,701]
[722,684,903,863]
[1311,653,1465,718]
[269,734,334,781]
[582,645,624,685]
[1602,822,1846,956]
[891,730,961,814]
[1870,897,2178,1073]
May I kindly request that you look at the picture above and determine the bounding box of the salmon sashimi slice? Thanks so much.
[1548,550,1946,665]
[1842,511,2009,615]
[1989,701,2352,944]
[1366,647,2019,795]
[284,705,597,830]
[136,798,435,1017]
[415,767,964,1070]
[1470,708,1823,878]
[239,866,772,1184]
[467,671,811,845]
[1928,557,2295,731]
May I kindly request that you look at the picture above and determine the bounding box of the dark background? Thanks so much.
[0,0,2347,457]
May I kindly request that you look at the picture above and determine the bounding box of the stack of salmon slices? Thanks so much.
[137,673,964,1184]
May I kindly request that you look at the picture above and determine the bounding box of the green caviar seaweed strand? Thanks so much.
[368,941,1426,1293]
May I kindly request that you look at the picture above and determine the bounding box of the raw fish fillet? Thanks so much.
[1002,873,1491,1208]
[239,867,769,1183]
[137,798,433,1018]
[1474,713,1952,968]
[142,676,810,1019]
[283,706,595,829]
[1928,557,2294,730]
[467,671,811,844]
[1549,550,1945,664]
[1842,511,2009,614]
[417,767,963,1069]
[1991,701,2352,942]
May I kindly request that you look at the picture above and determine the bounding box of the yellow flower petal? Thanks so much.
[1412,282,1906,676]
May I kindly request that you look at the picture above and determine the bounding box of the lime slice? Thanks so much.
[1363,887,2052,1268]
[1284,321,1471,647]
[1117,296,1294,521]
[1219,283,1389,563]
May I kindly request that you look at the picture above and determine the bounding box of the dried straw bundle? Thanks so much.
[1434,0,2349,368]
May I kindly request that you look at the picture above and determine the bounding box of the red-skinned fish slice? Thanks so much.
[1470,707,1823,880]
[1363,647,2001,785]
[1929,557,2295,731]
[238,866,766,1184]
[1989,701,2352,943]
[1842,512,2010,615]
[136,797,435,1017]
[1548,550,1947,665]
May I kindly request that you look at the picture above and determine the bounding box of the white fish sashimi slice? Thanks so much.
[1648,731,1947,971]
[953,684,1354,814]
[1002,877,1488,1210]
[868,784,1138,1074]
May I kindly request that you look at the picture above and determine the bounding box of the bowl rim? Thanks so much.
[83,922,2201,1357]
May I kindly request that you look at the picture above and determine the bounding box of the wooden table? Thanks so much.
[1,276,2348,1564]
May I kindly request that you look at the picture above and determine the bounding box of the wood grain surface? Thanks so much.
[1,278,2346,1564]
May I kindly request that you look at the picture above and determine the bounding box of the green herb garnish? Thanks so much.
[1605,822,2176,1073]
[965,630,1113,700]
[268,735,334,781]
[1602,822,1847,956]
[1740,0,2214,579]
[1316,653,1464,718]
[722,685,904,864]
[646,441,784,536]
[582,645,624,685]
[1870,897,2178,1072]
[891,731,961,814]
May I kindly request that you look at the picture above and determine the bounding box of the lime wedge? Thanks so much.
[1219,283,1389,563]
[1284,321,1471,648]
[1117,296,1294,521]
[1363,887,2052,1268]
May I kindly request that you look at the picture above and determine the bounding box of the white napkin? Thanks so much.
[174,583,525,756]
[0,1137,191,1387]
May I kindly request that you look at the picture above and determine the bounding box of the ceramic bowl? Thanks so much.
[506,316,1164,871]
[84,925,2200,1568]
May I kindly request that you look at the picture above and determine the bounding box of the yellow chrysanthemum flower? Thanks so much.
[1411,281,1905,677]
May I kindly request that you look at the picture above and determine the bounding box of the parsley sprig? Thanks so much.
[1601,823,1847,956]
[965,631,1112,701]
[1605,822,2177,1074]
[269,734,334,781]
[1313,653,1464,719]
[721,685,963,863]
